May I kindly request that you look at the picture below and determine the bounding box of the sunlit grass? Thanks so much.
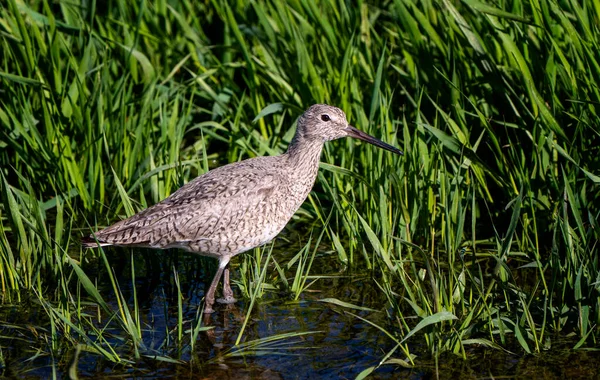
[1,0,600,376]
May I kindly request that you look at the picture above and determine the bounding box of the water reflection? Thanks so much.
[1,247,600,378]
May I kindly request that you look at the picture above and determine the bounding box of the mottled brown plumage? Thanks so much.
[83,104,402,313]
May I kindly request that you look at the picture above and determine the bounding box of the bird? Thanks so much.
[82,104,403,313]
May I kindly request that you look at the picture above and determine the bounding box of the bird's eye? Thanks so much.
[321,114,331,122]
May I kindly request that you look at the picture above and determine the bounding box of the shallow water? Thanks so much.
[1,247,600,379]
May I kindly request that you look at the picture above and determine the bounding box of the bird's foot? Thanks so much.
[217,295,237,304]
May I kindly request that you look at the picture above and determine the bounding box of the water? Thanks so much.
[1,247,600,379]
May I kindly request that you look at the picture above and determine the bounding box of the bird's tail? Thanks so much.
[81,235,111,248]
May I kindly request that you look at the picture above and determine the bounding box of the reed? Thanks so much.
[1,0,599,375]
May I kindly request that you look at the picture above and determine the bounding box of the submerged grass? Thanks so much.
[1,0,600,376]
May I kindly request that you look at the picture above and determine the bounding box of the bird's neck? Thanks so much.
[284,133,325,179]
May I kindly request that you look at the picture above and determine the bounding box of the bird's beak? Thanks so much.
[344,125,403,155]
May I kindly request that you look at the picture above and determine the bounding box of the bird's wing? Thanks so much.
[88,157,282,247]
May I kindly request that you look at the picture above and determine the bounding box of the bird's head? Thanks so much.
[296,104,403,155]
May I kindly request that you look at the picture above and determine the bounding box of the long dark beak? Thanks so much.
[344,125,403,155]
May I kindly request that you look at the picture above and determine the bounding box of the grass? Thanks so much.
[1,0,600,376]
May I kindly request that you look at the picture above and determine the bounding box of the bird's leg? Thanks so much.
[203,257,229,314]
[217,263,237,304]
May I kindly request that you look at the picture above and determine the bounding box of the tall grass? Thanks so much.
[1,0,600,374]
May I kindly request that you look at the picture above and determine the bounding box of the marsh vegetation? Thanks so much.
[1,0,600,377]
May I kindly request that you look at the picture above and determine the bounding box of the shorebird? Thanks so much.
[82,104,402,313]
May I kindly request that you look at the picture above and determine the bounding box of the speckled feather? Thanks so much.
[85,154,317,258]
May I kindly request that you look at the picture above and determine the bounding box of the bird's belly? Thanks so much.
[184,219,287,257]
[179,188,304,257]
